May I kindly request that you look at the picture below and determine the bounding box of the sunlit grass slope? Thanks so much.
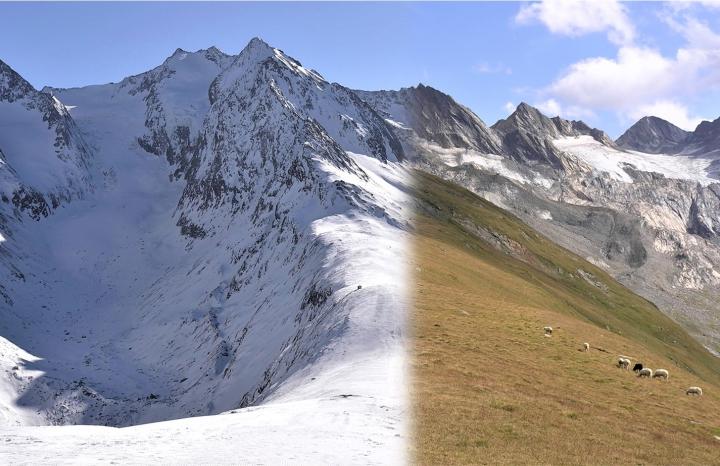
[411,171,720,465]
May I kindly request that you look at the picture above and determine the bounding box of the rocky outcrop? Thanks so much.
[616,116,690,154]
[356,85,502,155]
[491,102,614,168]
[362,92,720,354]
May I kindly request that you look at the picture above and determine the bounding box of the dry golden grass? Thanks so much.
[411,172,720,465]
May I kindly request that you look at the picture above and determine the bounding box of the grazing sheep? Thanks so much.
[653,369,669,380]
[583,342,590,352]
[686,386,703,396]
[617,357,631,370]
[632,363,643,373]
[544,326,553,335]
[638,368,653,378]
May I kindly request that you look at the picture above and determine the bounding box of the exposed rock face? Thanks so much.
[617,114,720,160]
[616,116,690,154]
[357,85,502,155]
[491,102,614,168]
[686,117,720,156]
[358,92,720,355]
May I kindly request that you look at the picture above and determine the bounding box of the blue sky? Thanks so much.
[1,1,719,137]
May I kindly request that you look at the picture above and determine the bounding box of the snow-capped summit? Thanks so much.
[0,59,35,102]
[0,39,409,460]
[211,38,403,164]
[0,59,93,219]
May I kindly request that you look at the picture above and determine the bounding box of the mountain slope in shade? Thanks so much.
[0,59,93,219]
[686,116,720,157]
[0,39,409,466]
[616,116,690,154]
[356,84,503,155]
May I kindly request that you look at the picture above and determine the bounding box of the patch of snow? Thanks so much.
[273,49,326,86]
[384,118,409,130]
[420,141,553,188]
[554,135,718,186]
[0,100,88,195]
[538,210,553,220]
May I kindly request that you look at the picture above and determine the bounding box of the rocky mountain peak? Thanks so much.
[693,118,718,136]
[491,102,615,168]
[494,102,559,137]
[491,103,566,168]
[354,84,503,156]
[616,116,690,154]
[233,36,277,66]
[684,117,720,156]
[0,59,36,103]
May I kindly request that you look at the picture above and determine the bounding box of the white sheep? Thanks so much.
[686,386,703,396]
[617,357,631,370]
[583,342,590,352]
[653,369,669,381]
[638,368,653,378]
[544,326,553,335]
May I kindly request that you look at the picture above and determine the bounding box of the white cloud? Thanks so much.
[515,0,635,45]
[534,98,595,120]
[474,62,512,75]
[548,47,675,110]
[503,101,516,114]
[668,1,720,13]
[513,2,720,129]
[541,44,720,128]
[534,98,562,117]
[663,13,720,49]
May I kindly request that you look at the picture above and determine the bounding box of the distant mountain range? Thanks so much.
[618,114,720,157]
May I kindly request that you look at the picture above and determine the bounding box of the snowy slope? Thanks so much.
[0,38,410,462]
[0,390,403,465]
[554,135,718,185]
[0,59,92,219]
[0,151,410,463]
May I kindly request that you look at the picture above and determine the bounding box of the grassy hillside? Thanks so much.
[411,171,720,465]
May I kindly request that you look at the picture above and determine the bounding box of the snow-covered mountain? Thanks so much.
[0,38,409,462]
[359,84,720,356]
[0,60,92,220]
